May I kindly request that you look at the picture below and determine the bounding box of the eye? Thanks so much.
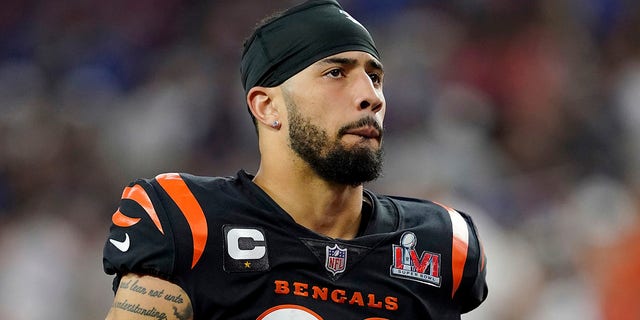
[325,68,344,78]
[369,72,383,85]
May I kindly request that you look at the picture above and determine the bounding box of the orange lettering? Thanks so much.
[293,282,309,297]
[274,280,290,294]
[312,286,328,301]
[331,289,347,303]
[274,279,399,312]
[385,296,399,311]
[349,291,365,306]
[367,293,383,309]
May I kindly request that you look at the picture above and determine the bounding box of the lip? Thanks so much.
[344,126,381,139]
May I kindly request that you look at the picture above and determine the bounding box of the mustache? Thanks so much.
[338,117,384,137]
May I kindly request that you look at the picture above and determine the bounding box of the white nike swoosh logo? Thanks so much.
[110,233,130,252]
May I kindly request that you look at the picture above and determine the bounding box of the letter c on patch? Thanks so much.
[226,228,266,260]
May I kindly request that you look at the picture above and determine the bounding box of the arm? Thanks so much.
[106,273,193,320]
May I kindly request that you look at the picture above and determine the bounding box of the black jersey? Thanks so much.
[103,170,487,319]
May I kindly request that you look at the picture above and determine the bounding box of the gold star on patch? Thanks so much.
[244,261,251,268]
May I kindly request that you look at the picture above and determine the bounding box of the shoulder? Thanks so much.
[394,195,482,246]
[150,172,237,196]
[103,172,239,280]
[380,194,446,215]
[114,173,234,207]
[372,193,488,310]
[369,192,484,256]
[136,172,247,212]
[371,192,451,227]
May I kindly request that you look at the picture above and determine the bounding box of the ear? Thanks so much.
[247,86,280,128]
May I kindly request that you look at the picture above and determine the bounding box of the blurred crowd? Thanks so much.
[1,0,639,319]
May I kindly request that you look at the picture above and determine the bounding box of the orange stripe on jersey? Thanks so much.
[112,209,141,227]
[156,173,208,269]
[434,201,470,298]
[120,185,164,235]
[447,207,469,298]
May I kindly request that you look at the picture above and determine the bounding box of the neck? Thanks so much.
[253,160,364,239]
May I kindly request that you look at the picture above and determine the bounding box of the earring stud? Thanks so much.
[271,120,280,129]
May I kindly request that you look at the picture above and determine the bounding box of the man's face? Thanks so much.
[281,51,386,186]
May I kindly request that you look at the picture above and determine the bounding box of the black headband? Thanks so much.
[240,0,380,93]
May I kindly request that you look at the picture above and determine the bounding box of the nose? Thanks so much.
[354,72,384,113]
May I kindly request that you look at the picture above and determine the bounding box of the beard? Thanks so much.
[284,92,384,187]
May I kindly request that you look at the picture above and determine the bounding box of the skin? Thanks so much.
[105,50,385,320]
[248,50,385,239]
[105,273,193,320]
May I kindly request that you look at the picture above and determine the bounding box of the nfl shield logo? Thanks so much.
[325,244,347,276]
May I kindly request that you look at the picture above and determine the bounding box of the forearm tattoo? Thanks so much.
[112,278,191,320]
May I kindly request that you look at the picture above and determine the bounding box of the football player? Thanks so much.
[103,1,488,319]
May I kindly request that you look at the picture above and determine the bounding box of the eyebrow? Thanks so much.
[318,57,384,73]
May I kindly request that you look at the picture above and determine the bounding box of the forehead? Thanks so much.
[310,51,384,70]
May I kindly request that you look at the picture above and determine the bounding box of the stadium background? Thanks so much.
[1,0,639,318]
